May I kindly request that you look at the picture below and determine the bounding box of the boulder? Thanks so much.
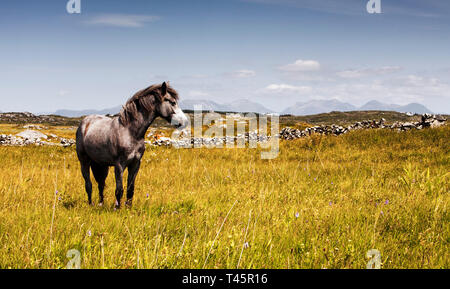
[16,130,48,140]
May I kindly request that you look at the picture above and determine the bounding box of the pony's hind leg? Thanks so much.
[91,162,109,206]
[80,161,93,205]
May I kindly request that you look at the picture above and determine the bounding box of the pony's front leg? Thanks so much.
[125,159,142,208]
[114,164,124,209]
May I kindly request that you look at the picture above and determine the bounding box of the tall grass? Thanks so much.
[0,126,448,268]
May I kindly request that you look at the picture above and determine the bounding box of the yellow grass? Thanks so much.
[0,126,448,268]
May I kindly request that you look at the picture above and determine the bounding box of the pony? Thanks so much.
[76,82,188,208]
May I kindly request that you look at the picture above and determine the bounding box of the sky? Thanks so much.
[0,0,449,113]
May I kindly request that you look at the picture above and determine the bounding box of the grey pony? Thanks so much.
[76,82,188,208]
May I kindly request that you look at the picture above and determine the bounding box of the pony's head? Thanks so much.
[119,82,189,129]
[155,82,189,129]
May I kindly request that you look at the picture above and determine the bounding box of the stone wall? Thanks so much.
[279,114,446,140]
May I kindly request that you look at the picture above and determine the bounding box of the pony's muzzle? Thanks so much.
[171,108,189,130]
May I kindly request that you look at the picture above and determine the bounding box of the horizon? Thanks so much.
[1,0,450,114]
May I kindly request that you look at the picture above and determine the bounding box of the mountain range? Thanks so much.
[281,99,432,115]
[41,99,432,117]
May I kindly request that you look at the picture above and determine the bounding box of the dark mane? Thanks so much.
[119,83,179,125]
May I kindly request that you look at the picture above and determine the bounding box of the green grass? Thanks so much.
[0,126,448,268]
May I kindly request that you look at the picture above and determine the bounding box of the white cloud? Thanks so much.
[231,70,256,78]
[337,66,402,78]
[264,84,312,94]
[85,14,160,27]
[278,59,321,72]
[401,74,440,86]
[336,70,365,79]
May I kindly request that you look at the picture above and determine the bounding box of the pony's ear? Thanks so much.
[161,82,168,96]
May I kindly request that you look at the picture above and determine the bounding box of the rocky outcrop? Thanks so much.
[16,130,48,140]
[0,112,81,126]
[0,130,75,147]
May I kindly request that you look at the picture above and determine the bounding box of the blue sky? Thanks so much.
[1,0,449,113]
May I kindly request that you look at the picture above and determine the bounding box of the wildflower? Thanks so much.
[385,199,389,205]
[295,212,300,218]
[329,201,332,206]
[331,181,333,185]
[58,197,62,201]
[146,193,149,198]
[55,190,58,195]
[87,230,92,237]
[243,242,249,249]
[314,178,317,181]
[380,211,384,215]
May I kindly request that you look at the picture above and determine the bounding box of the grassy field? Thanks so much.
[0,125,448,269]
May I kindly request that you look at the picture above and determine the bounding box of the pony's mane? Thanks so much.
[119,83,179,125]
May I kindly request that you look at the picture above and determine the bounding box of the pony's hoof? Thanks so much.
[98,202,103,207]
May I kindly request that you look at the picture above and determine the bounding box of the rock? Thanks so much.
[1,130,75,147]
[16,130,48,140]
[23,124,47,130]
[60,138,75,147]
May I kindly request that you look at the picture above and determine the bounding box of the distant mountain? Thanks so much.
[400,103,433,114]
[360,100,397,111]
[282,99,356,115]
[225,99,273,114]
[53,106,121,117]
[179,99,273,114]
[179,99,230,112]
[360,100,432,114]
[282,99,433,116]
